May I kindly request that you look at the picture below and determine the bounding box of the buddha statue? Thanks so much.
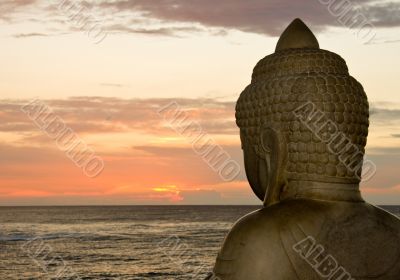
[207,19,400,280]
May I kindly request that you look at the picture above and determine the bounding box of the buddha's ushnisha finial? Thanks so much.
[275,18,319,52]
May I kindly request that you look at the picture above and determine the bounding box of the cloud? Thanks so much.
[98,0,327,36]
[0,0,37,21]
[0,138,249,205]
[383,39,400,44]
[367,147,400,155]
[99,83,128,88]
[106,23,207,37]
[361,152,400,188]
[98,0,400,36]
[177,181,260,205]
[363,185,400,195]
[1,97,399,205]
[0,97,237,137]
[178,189,223,204]
[0,140,239,201]
[1,98,399,153]
[362,185,400,205]
[149,182,259,205]
[133,146,201,158]
[0,95,246,205]
[370,105,400,125]
[12,32,49,38]
[4,0,400,38]
[362,1,400,28]
[133,145,242,158]
[2,98,397,140]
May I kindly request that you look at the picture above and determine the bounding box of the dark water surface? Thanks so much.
[0,205,399,279]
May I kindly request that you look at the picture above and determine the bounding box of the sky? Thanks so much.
[0,0,400,205]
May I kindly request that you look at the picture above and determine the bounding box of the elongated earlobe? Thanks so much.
[260,126,288,206]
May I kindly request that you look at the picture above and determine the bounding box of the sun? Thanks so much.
[152,185,178,192]
[152,185,183,202]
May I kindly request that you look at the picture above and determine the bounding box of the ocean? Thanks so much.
[0,205,399,280]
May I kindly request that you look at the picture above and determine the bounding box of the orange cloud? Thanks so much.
[363,185,400,195]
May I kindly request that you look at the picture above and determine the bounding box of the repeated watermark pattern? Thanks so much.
[293,236,354,280]
[157,235,210,278]
[21,237,81,279]
[294,101,376,182]
[207,273,222,280]
[158,102,241,182]
[318,0,376,44]
[21,99,104,178]
[57,0,108,44]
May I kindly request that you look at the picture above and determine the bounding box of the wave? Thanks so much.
[0,232,84,242]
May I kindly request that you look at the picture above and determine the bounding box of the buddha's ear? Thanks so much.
[260,126,288,206]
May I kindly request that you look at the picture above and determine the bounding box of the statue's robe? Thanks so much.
[210,199,400,280]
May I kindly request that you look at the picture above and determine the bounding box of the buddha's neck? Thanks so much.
[279,180,364,203]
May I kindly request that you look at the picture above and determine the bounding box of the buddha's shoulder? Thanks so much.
[214,201,400,279]
[225,201,400,242]
[214,200,327,279]
[220,206,280,249]
[364,203,400,227]
[225,199,330,240]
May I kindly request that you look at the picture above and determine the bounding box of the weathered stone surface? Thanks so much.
[209,18,400,280]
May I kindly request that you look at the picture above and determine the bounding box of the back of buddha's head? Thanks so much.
[236,19,369,204]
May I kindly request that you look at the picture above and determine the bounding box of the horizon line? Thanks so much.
[0,204,399,207]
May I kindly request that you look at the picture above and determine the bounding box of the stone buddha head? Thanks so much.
[236,19,370,206]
